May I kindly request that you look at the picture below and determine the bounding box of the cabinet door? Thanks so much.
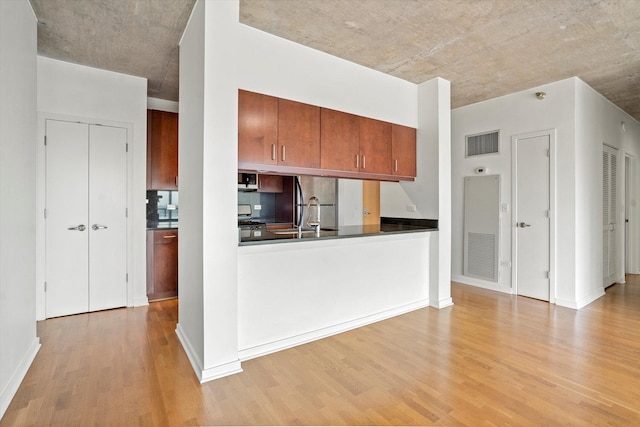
[238,90,278,165]
[392,124,417,177]
[147,230,178,301]
[258,174,283,193]
[320,108,360,172]
[359,117,392,175]
[278,99,320,168]
[148,110,178,190]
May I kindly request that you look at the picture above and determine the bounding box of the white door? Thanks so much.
[45,120,127,317]
[515,134,550,301]
[88,125,128,311]
[603,144,618,286]
[45,120,90,317]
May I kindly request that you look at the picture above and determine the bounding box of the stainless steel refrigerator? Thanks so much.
[295,176,338,229]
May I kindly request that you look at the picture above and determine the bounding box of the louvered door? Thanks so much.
[603,144,618,286]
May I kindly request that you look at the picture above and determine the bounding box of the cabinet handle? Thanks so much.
[395,159,398,172]
[163,235,177,239]
[356,154,359,168]
[271,144,276,160]
[281,145,286,162]
[362,155,366,169]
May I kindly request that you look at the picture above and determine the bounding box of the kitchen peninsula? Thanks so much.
[237,218,435,360]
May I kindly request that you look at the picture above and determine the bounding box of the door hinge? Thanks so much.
[546,148,550,157]
[126,143,129,153]
[546,210,551,218]
[44,282,47,292]
[44,136,47,146]
[126,273,129,282]
[545,271,550,279]
[44,208,47,219]
[125,208,128,218]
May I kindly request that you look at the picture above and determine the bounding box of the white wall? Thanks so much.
[574,79,640,303]
[238,233,431,360]
[179,0,444,381]
[36,57,148,316]
[451,77,640,308]
[147,97,179,113]
[176,0,216,381]
[0,0,40,418]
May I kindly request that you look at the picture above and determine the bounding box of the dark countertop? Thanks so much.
[147,221,179,230]
[239,218,437,246]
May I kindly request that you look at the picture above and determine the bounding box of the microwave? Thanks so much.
[238,172,258,190]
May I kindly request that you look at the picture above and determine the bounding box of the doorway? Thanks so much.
[362,180,380,228]
[512,130,555,301]
[44,119,128,318]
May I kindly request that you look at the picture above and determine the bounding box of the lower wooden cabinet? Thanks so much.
[146,229,178,301]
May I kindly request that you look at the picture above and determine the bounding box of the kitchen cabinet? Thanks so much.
[277,98,320,168]
[238,89,416,181]
[358,117,392,175]
[238,90,278,165]
[146,229,178,301]
[258,174,283,193]
[147,110,178,190]
[391,124,417,177]
[320,108,360,172]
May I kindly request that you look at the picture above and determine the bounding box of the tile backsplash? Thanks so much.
[147,190,179,226]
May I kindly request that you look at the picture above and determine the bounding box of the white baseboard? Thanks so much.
[133,295,149,307]
[238,299,431,362]
[556,289,605,310]
[452,275,512,294]
[175,324,242,383]
[0,338,40,419]
[430,297,454,309]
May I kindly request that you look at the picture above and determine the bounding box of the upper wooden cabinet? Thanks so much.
[391,124,417,178]
[320,108,360,172]
[359,117,392,175]
[322,111,393,175]
[277,99,320,168]
[238,90,278,165]
[147,110,178,190]
[238,89,416,181]
[257,174,283,193]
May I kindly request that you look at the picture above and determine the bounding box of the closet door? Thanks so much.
[603,144,618,287]
[88,125,127,311]
[45,120,90,317]
[45,119,128,318]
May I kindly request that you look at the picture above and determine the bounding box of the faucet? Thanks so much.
[306,196,321,235]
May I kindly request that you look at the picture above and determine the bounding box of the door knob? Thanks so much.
[518,222,531,228]
[68,224,86,231]
[92,224,108,231]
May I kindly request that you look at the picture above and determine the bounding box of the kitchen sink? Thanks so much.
[270,227,339,237]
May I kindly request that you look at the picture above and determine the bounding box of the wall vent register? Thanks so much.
[466,130,499,157]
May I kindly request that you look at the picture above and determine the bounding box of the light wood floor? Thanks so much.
[3,279,640,426]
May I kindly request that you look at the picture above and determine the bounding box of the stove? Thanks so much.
[238,219,266,229]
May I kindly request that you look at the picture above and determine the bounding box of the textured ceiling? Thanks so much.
[29,0,640,122]
[29,0,195,101]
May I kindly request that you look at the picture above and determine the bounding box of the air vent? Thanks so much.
[466,131,499,157]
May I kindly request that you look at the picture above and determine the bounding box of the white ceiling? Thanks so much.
[29,0,640,121]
